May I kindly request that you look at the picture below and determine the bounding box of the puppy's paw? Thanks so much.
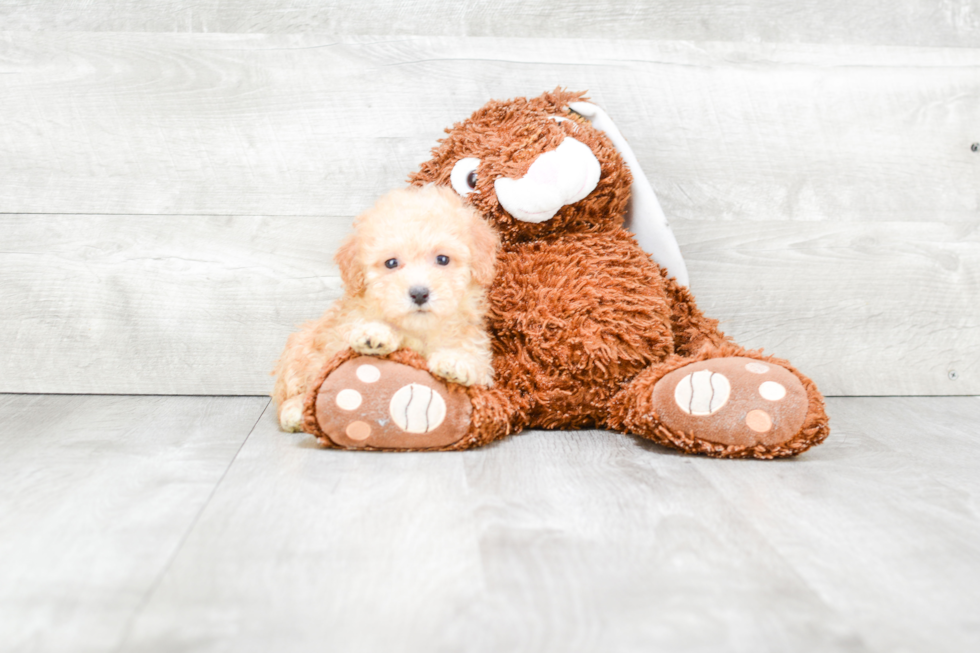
[349,322,399,356]
[428,350,493,387]
[279,395,305,432]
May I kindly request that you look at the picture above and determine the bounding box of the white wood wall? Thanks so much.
[1,6,978,396]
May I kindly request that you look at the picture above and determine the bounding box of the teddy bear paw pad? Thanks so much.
[314,357,471,449]
[651,357,807,447]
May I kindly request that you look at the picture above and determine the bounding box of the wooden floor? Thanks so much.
[1,395,977,652]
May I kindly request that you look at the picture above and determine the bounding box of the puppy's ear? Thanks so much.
[467,209,500,287]
[334,231,366,296]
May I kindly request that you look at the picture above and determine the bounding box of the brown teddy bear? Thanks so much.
[301,89,829,459]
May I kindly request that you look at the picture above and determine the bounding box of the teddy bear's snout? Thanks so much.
[493,137,601,224]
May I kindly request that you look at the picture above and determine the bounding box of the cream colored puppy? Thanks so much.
[273,184,500,432]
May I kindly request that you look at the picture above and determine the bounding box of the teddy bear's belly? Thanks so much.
[488,230,675,428]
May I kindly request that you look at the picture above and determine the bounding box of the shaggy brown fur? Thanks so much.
[304,88,829,458]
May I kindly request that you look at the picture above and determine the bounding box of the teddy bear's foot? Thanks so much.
[305,355,472,450]
[653,356,809,447]
[610,352,829,459]
[302,349,522,451]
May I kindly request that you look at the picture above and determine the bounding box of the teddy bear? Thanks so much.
[300,89,829,459]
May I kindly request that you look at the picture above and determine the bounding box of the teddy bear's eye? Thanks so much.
[450,157,481,196]
[436,255,450,266]
[385,258,399,269]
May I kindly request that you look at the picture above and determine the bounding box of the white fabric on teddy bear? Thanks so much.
[570,102,690,288]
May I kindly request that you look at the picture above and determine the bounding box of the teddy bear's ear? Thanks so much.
[531,87,589,115]
[569,101,691,288]
[334,231,366,296]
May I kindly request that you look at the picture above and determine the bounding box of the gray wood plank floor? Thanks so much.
[0,395,269,653]
[2,395,977,652]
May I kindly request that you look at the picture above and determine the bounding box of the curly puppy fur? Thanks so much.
[273,184,499,431]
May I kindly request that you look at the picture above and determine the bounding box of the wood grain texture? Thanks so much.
[111,396,980,652]
[0,214,348,395]
[122,402,482,653]
[0,394,269,653]
[2,215,976,396]
[675,220,980,397]
[0,0,978,47]
[0,34,977,396]
[0,34,976,223]
[690,396,980,653]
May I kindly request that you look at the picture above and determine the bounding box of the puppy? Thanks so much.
[273,184,500,432]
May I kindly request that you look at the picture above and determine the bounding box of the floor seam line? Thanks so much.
[111,397,272,651]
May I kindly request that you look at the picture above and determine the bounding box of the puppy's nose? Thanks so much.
[409,286,430,306]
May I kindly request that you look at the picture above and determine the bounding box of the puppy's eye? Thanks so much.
[384,258,399,269]
[450,158,481,196]
[436,255,450,266]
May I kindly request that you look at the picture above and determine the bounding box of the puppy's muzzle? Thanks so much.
[409,286,430,307]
